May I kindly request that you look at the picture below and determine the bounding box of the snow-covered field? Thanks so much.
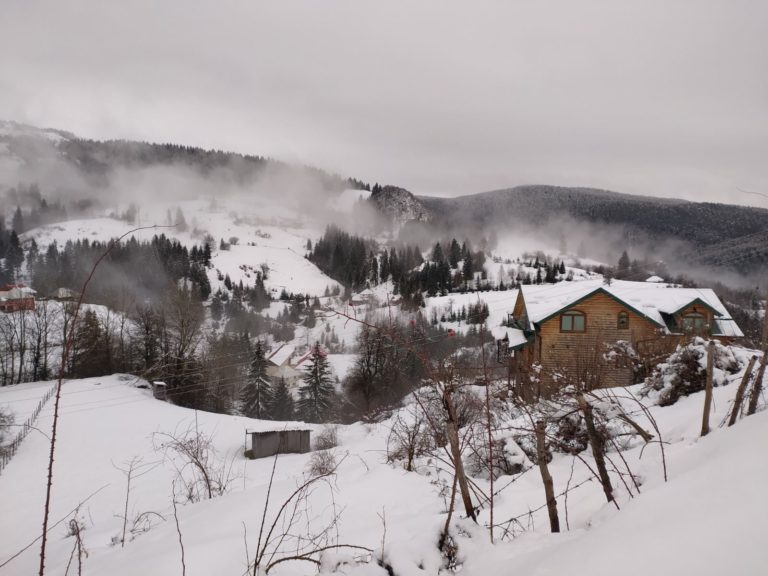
[1,359,766,575]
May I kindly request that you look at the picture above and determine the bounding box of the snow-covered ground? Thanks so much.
[1,355,766,575]
[21,197,344,298]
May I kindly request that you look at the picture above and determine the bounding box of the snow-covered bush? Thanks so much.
[313,425,339,450]
[465,433,530,480]
[641,338,741,406]
[308,449,337,477]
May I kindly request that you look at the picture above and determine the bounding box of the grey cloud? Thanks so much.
[1,0,766,206]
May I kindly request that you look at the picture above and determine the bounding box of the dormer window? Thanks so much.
[560,310,585,332]
[682,312,707,333]
[617,311,629,330]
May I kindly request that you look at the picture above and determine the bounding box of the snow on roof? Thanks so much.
[0,286,35,300]
[519,279,743,336]
[268,344,295,366]
[492,326,530,349]
[645,275,665,283]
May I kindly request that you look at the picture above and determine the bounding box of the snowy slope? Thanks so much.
[21,197,344,298]
[1,358,766,575]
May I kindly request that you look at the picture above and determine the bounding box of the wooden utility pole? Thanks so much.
[746,303,768,416]
[729,355,758,426]
[700,341,716,437]
[535,420,560,533]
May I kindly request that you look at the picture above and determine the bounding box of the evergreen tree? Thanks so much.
[449,238,462,269]
[72,309,112,378]
[297,343,335,423]
[462,251,474,285]
[380,250,390,282]
[240,341,273,419]
[203,242,212,266]
[432,242,445,264]
[617,250,631,279]
[269,378,295,420]
[6,231,24,278]
[11,206,23,234]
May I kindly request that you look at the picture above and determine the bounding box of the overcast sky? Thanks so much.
[1,0,766,206]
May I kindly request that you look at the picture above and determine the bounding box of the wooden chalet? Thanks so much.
[496,279,743,399]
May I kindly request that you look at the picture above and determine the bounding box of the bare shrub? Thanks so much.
[309,449,337,477]
[250,453,372,574]
[313,425,339,450]
[386,409,434,472]
[64,515,88,576]
[153,424,237,502]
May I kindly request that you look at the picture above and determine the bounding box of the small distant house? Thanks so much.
[497,279,743,399]
[350,288,375,307]
[151,381,168,400]
[245,429,311,459]
[266,344,304,386]
[0,284,36,313]
[50,287,79,301]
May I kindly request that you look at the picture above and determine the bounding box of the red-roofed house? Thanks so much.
[0,284,36,313]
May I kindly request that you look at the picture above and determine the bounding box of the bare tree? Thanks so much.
[153,424,237,502]
[113,456,162,547]
[249,453,372,575]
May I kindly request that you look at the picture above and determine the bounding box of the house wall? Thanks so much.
[523,292,662,397]
[0,297,35,313]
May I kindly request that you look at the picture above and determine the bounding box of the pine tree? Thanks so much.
[297,343,335,423]
[269,378,295,420]
[380,250,390,282]
[617,250,631,279]
[449,239,462,269]
[72,309,112,378]
[11,206,23,234]
[432,242,445,264]
[462,251,474,285]
[6,231,24,279]
[240,341,273,419]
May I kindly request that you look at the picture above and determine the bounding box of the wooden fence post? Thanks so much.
[535,420,560,533]
[700,341,716,437]
[747,302,768,416]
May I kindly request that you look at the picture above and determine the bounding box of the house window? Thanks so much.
[682,312,707,333]
[560,310,585,332]
[617,311,629,330]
